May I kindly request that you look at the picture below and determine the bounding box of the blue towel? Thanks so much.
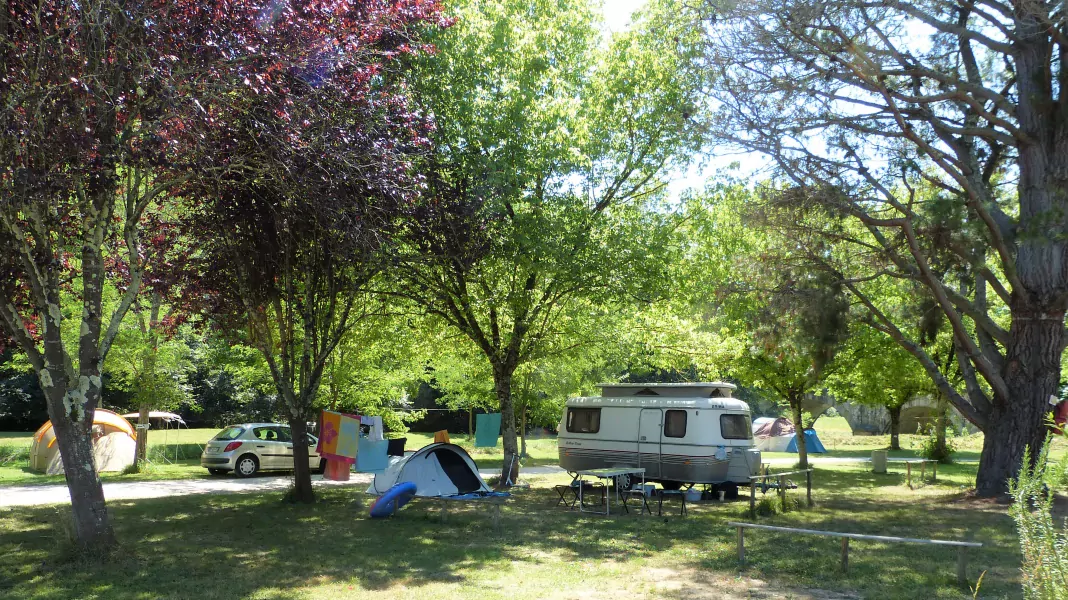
[474,413,502,448]
[356,438,389,473]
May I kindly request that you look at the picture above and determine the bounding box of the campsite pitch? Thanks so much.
[0,461,1032,600]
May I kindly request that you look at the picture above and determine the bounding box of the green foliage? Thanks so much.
[919,429,956,464]
[0,440,29,465]
[1009,434,1068,600]
[683,183,848,411]
[827,324,928,412]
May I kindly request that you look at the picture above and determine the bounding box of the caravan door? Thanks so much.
[637,409,662,478]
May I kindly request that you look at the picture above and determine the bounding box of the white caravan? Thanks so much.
[557,382,761,493]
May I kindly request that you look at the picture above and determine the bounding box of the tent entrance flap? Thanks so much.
[434,448,482,494]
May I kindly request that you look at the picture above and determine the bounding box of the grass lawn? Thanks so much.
[0,460,1033,600]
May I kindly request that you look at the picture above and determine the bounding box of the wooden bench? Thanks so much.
[729,521,982,585]
[904,459,938,488]
[749,468,813,516]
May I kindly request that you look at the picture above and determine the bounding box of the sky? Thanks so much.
[600,0,648,33]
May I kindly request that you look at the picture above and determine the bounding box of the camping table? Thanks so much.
[576,468,645,516]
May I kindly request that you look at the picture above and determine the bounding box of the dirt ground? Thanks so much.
[642,567,862,600]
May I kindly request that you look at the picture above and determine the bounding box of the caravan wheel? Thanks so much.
[721,482,739,500]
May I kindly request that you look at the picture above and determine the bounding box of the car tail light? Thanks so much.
[223,442,242,453]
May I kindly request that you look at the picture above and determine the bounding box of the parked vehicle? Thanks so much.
[200,423,326,477]
[557,383,761,494]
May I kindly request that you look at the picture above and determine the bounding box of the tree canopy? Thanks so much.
[666,0,1068,496]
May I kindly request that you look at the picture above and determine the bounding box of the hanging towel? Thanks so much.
[317,410,360,464]
[474,413,502,448]
[362,415,385,442]
[356,438,389,473]
[433,430,451,444]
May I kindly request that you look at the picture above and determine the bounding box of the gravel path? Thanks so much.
[0,465,566,508]
[2,457,977,508]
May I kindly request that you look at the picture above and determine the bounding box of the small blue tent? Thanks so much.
[786,429,827,453]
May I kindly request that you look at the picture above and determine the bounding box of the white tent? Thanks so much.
[367,443,492,497]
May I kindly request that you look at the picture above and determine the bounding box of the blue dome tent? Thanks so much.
[786,429,827,453]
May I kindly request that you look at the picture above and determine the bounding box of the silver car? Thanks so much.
[200,423,327,477]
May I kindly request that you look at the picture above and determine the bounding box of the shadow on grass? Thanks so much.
[0,464,1022,600]
[1,484,713,599]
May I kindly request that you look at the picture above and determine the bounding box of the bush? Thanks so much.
[919,429,956,464]
[0,441,30,465]
[746,492,801,517]
[1009,433,1068,600]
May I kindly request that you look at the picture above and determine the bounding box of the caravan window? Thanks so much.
[721,414,752,440]
[664,410,687,437]
[566,408,601,433]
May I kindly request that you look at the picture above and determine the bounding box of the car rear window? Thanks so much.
[213,426,245,441]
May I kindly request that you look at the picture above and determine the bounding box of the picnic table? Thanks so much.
[575,467,646,515]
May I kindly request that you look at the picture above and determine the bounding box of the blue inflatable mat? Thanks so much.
[446,491,511,500]
[370,481,417,518]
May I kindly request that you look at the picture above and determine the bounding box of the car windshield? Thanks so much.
[212,426,245,441]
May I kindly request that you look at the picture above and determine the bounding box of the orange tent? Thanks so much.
[29,409,137,474]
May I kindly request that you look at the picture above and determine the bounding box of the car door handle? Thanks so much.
[640,436,646,441]
[284,444,292,449]
[256,445,266,448]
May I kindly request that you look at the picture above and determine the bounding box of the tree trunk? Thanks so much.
[493,365,519,485]
[935,404,948,459]
[135,402,150,468]
[888,405,901,451]
[520,398,528,458]
[974,309,1065,497]
[288,410,315,503]
[791,397,808,470]
[45,389,116,552]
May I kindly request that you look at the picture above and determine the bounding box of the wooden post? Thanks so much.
[921,461,926,484]
[492,503,501,531]
[737,526,745,564]
[806,469,813,507]
[750,479,757,517]
[907,462,912,489]
[778,475,786,512]
[840,537,849,572]
[441,501,448,523]
[957,547,966,586]
[933,461,938,482]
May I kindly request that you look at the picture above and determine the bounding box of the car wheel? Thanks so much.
[207,468,228,476]
[317,458,327,474]
[234,454,259,478]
